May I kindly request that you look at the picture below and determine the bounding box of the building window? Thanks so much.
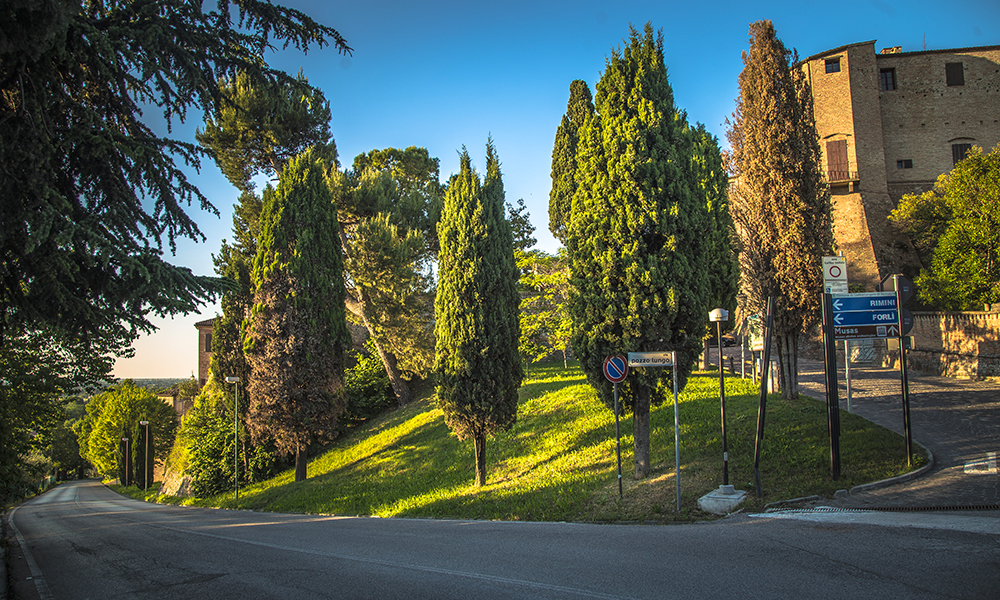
[952,143,972,165]
[946,62,964,86]
[896,159,913,169]
[825,58,841,73]
[879,68,897,91]
[205,332,212,353]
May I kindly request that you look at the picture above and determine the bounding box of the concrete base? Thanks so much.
[697,485,748,515]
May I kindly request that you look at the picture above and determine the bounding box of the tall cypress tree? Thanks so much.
[434,142,523,487]
[549,80,595,246]
[567,23,721,478]
[726,20,832,399]
[244,147,350,482]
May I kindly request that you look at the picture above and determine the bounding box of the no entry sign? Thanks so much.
[603,355,628,383]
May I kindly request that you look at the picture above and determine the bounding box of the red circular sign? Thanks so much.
[603,355,628,383]
[828,265,842,278]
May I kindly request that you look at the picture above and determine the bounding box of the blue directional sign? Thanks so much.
[831,294,897,313]
[831,292,903,340]
[833,309,898,326]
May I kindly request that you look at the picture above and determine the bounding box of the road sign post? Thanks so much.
[893,275,914,466]
[821,293,842,480]
[628,351,681,510]
[603,356,628,499]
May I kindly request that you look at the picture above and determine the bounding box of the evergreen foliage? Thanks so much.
[518,250,573,369]
[0,0,349,355]
[549,80,595,245]
[1,0,348,498]
[179,378,278,497]
[725,20,832,399]
[244,147,350,482]
[77,381,177,483]
[434,142,523,486]
[565,23,728,478]
[337,147,443,406]
[197,70,335,194]
[890,145,1000,310]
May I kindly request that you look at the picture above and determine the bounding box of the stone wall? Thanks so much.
[902,310,1000,379]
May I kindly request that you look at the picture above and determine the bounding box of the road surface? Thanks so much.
[6,480,999,600]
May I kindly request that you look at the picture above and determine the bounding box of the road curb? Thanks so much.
[849,441,935,496]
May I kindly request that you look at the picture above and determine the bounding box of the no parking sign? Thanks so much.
[602,355,628,383]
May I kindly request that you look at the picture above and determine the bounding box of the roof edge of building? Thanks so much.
[875,44,1000,58]
[798,40,877,65]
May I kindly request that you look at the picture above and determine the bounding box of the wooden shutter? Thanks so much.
[826,140,849,182]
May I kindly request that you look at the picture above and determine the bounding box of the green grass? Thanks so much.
[114,360,925,522]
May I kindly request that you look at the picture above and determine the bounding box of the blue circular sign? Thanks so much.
[603,355,629,383]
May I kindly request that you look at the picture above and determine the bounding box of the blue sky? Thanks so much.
[114,0,1000,378]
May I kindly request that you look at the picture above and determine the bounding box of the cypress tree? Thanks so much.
[434,142,523,487]
[726,20,832,399]
[549,80,595,246]
[567,23,720,478]
[244,147,350,482]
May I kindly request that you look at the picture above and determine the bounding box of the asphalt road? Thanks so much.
[6,480,999,600]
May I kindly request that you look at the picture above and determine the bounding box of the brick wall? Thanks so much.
[902,311,1000,378]
[877,46,1000,194]
[196,322,213,387]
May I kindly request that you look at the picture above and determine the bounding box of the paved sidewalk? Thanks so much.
[795,356,1000,510]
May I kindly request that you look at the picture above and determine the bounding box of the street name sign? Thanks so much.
[627,352,675,367]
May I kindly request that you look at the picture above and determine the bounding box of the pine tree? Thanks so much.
[338,147,444,406]
[549,80,595,246]
[567,23,721,478]
[434,142,523,487]
[726,20,832,399]
[244,148,350,482]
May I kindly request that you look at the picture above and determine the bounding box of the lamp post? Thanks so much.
[709,308,730,486]
[139,421,149,491]
[225,376,240,500]
[121,437,130,486]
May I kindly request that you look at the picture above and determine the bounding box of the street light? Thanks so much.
[709,308,730,487]
[121,437,130,486]
[139,421,150,491]
[225,376,240,500]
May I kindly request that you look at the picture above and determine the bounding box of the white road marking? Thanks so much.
[963,452,998,474]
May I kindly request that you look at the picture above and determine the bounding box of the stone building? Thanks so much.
[195,318,215,387]
[799,41,1000,294]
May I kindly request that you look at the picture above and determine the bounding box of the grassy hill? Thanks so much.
[123,360,923,522]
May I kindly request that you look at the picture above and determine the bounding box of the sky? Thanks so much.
[112,0,1000,379]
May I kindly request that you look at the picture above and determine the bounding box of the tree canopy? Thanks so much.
[890,144,1000,310]
[244,147,350,482]
[1,0,350,352]
[434,142,523,486]
[725,20,831,399]
[1,0,349,495]
[549,80,595,246]
[77,381,177,482]
[565,23,728,478]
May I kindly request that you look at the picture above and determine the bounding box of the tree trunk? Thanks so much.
[371,336,411,408]
[702,338,710,370]
[350,288,412,408]
[294,445,307,482]
[474,433,487,487]
[633,386,651,478]
[776,331,799,400]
